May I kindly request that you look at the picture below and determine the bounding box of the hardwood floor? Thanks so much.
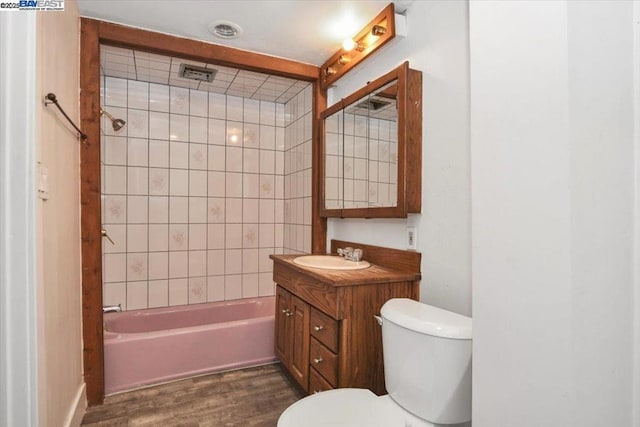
[82,363,304,426]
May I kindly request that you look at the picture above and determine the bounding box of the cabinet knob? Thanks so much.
[313,325,324,332]
[313,357,323,364]
[282,308,293,317]
[313,390,321,394]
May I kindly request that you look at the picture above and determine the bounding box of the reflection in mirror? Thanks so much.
[325,81,399,210]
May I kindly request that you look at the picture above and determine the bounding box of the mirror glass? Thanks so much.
[324,80,398,210]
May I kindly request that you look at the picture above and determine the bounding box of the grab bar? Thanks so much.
[43,92,88,142]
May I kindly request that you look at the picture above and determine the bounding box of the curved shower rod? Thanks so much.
[44,92,88,143]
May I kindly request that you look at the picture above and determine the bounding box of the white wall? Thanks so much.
[327,0,471,316]
[470,1,636,425]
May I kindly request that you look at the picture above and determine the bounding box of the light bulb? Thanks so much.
[342,38,356,51]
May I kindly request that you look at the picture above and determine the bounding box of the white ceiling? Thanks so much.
[78,0,413,66]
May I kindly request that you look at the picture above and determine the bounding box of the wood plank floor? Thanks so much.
[82,363,304,427]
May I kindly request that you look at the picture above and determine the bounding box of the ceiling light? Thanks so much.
[208,20,243,40]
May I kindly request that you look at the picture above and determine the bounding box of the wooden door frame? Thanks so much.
[79,18,327,405]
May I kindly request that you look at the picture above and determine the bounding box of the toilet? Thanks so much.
[277,298,472,427]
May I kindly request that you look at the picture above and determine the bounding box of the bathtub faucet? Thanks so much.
[103,304,122,313]
[337,247,364,262]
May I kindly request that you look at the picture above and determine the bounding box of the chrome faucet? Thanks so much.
[337,247,364,262]
[103,304,122,313]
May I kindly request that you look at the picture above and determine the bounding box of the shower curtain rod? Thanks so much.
[44,92,88,142]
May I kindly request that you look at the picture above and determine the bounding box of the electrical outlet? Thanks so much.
[407,226,417,250]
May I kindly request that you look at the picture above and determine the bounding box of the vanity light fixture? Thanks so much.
[320,3,396,89]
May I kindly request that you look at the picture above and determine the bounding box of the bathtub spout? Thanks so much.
[103,304,122,313]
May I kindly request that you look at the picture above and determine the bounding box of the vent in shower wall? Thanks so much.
[179,64,217,82]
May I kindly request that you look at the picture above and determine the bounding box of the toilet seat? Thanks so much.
[277,388,432,427]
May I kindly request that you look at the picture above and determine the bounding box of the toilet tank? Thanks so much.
[380,299,472,425]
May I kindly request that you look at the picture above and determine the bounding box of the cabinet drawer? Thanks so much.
[309,307,339,352]
[309,367,334,394]
[309,337,338,386]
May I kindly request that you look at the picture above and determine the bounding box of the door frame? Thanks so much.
[79,18,326,405]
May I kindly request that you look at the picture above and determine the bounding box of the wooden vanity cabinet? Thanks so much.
[271,241,421,396]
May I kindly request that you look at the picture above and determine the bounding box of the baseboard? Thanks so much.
[63,383,86,427]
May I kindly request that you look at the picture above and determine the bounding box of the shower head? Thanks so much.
[100,108,126,131]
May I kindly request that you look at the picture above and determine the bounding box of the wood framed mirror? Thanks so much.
[319,61,422,218]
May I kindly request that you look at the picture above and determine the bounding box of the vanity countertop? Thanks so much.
[270,254,421,287]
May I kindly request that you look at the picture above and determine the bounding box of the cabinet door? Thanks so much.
[289,294,310,390]
[274,286,291,365]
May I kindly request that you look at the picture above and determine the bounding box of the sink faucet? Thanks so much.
[337,247,364,262]
[103,304,122,313]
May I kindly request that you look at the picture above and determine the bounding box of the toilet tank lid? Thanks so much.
[380,299,472,340]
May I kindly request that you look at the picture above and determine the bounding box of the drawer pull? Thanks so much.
[313,325,324,332]
[313,390,321,394]
[313,357,323,364]
[282,308,293,317]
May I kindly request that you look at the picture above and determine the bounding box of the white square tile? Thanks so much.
[226,122,243,146]
[127,196,148,223]
[149,168,169,195]
[104,136,127,165]
[127,167,148,195]
[207,198,225,223]
[189,170,207,196]
[169,169,189,196]
[149,83,169,112]
[188,250,207,277]
[189,89,208,117]
[189,197,207,223]
[169,197,189,223]
[224,274,242,300]
[259,272,275,296]
[226,146,243,172]
[128,138,148,167]
[149,140,169,168]
[148,280,168,308]
[207,250,225,276]
[189,224,207,250]
[127,224,148,253]
[276,103,285,127]
[208,119,226,145]
[104,282,127,309]
[207,276,225,302]
[105,77,127,107]
[149,112,169,140]
[260,125,275,150]
[169,251,188,278]
[259,224,274,248]
[226,95,243,121]
[207,171,225,197]
[104,165,127,194]
[170,86,189,114]
[169,141,189,169]
[225,198,242,223]
[149,252,169,280]
[169,224,188,251]
[104,253,126,283]
[226,173,242,197]
[259,199,275,224]
[243,199,259,223]
[148,196,168,223]
[149,224,169,252]
[243,174,259,198]
[225,250,242,275]
[275,199,284,223]
[243,149,259,173]
[276,127,285,151]
[208,93,226,119]
[242,248,259,273]
[170,114,189,142]
[169,278,188,305]
[259,175,275,198]
[243,123,259,148]
[190,143,207,170]
[189,116,208,144]
[226,224,242,248]
[244,98,260,124]
[260,150,275,174]
[242,273,260,298]
[127,281,148,310]
[258,248,273,272]
[127,109,149,139]
[188,277,207,303]
[275,224,284,247]
[243,224,259,248]
[260,101,276,125]
[208,145,225,171]
[103,224,126,253]
[127,253,147,281]
[103,106,128,137]
[207,224,225,249]
[128,80,149,110]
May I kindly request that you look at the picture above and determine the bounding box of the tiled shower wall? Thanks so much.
[101,77,310,311]
[283,87,313,254]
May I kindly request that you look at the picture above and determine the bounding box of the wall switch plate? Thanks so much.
[407,226,417,250]
[37,163,49,201]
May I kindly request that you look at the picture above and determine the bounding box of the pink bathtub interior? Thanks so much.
[104,296,276,394]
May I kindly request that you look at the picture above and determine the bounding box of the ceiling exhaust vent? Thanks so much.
[179,64,216,83]
[355,98,391,111]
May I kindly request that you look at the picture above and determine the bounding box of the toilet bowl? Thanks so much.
[278,298,472,427]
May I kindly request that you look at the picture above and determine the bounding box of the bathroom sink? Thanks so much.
[292,255,370,271]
